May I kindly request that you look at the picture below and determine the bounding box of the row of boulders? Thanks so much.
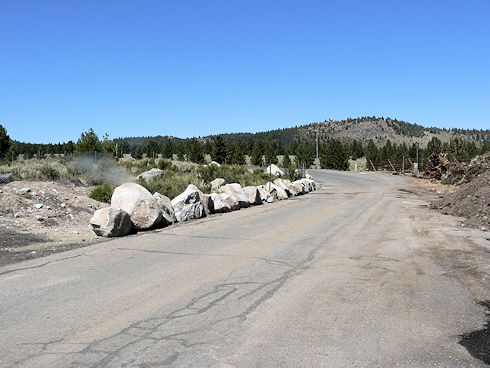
[90,177,316,238]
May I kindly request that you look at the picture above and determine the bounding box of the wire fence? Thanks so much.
[367,158,424,173]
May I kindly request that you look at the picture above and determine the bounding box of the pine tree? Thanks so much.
[264,143,278,165]
[366,140,379,162]
[0,124,11,158]
[212,136,228,164]
[320,139,349,170]
[145,140,160,158]
[426,137,442,155]
[76,128,101,153]
[162,140,175,159]
[186,138,204,163]
[282,151,291,168]
[251,141,264,166]
[229,142,246,165]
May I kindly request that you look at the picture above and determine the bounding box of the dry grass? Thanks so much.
[0,158,79,181]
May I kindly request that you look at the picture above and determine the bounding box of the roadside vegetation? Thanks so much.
[1,118,489,202]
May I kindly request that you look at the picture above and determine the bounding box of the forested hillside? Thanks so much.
[3,117,489,171]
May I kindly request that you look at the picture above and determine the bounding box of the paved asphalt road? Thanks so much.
[1,170,489,367]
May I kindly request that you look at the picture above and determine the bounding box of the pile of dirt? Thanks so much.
[430,171,490,230]
[423,153,489,185]
[0,180,106,266]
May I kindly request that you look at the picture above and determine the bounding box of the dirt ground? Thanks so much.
[429,171,490,230]
[0,180,107,266]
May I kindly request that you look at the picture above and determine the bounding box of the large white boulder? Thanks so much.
[266,164,284,176]
[210,178,226,191]
[193,187,212,216]
[243,186,262,205]
[283,179,301,196]
[273,178,293,197]
[90,207,133,237]
[219,183,250,208]
[264,182,288,200]
[209,192,235,213]
[293,180,309,194]
[257,185,274,203]
[210,161,221,167]
[153,192,177,225]
[291,182,304,195]
[293,179,316,193]
[111,183,163,230]
[301,178,316,191]
[137,168,164,181]
[171,184,206,222]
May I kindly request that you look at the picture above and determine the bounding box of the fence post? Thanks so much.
[388,159,396,172]
[369,159,376,171]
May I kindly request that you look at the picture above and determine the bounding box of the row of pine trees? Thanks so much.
[2,124,489,171]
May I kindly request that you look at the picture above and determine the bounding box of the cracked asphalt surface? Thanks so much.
[1,170,489,367]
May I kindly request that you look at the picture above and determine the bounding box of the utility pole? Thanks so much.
[315,132,319,169]
[268,160,272,192]
[416,143,419,165]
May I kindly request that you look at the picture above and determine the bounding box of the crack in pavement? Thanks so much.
[0,254,85,277]
[63,216,357,367]
[13,188,374,367]
[116,247,298,268]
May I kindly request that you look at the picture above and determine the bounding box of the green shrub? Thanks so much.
[197,164,269,188]
[156,159,170,170]
[39,164,60,180]
[88,184,115,203]
[138,169,207,199]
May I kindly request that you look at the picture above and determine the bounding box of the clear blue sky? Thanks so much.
[1,0,489,143]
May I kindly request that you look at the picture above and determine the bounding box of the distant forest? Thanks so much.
[2,116,489,170]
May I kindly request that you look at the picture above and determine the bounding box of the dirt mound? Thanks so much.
[430,171,490,229]
[0,180,106,266]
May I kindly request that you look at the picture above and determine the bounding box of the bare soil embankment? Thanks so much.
[0,180,106,266]
[429,170,489,230]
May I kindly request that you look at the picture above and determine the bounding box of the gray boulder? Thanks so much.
[90,207,132,237]
[291,182,304,195]
[111,183,163,230]
[171,184,205,222]
[273,178,293,197]
[210,178,226,191]
[137,168,164,181]
[209,192,234,213]
[0,174,12,184]
[265,182,288,200]
[257,185,274,203]
[293,180,308,193]
[301,178,316,191]
[197,189,212,216]
[296,178,315,192]
[266,164,284,176]
[153,192,176,225]
[19,188,31,195]
[243,186,262,205]
[219,183,250,208]
[281,179,300,196]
